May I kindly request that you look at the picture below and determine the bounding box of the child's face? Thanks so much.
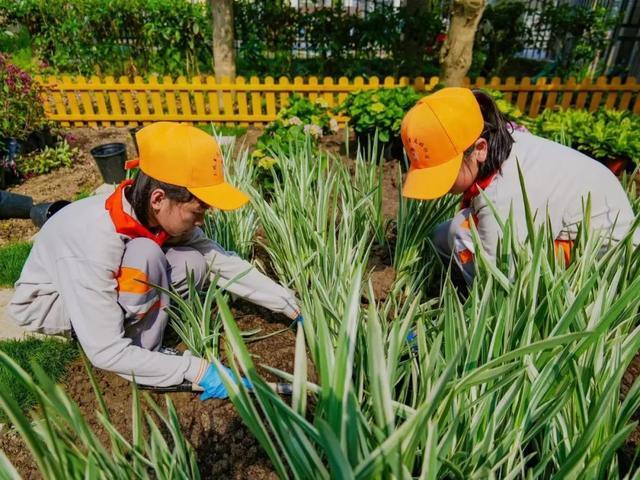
[449,139,488,194]
[148,189,209,237]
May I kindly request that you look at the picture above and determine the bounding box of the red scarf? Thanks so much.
[461,172,497,209]
[105,180,169,246]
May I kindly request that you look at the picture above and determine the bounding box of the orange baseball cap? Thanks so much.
[401,87,484,200]
[129,122,249,211]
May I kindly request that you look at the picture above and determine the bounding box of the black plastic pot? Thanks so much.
[90,143,127,184]
[1,138,22,189]
[30,200,70,228]
[0,190,34,219]
[21,127,58,155]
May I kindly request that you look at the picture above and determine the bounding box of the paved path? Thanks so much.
[0,288,28,340]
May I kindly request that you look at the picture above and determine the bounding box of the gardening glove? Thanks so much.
[198,363,251,401]
[295,314,304,325]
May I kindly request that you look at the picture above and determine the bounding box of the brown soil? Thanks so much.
[0,302,314,479]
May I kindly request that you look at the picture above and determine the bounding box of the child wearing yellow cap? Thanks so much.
[401,88,639,284]
[9,122,301,399]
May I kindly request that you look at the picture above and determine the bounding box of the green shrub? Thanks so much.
[0,337,78,423]
[16,139,79,176]
[335,87,424,143]
[0,241,31,287]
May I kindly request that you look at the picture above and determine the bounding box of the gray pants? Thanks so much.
[116,238,208,351]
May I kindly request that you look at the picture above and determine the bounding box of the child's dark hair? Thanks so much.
[472,89,515,179]
[125,171,193,227]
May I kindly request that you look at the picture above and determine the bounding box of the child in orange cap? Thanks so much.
[10,122,301,399]
[401,88,639,284]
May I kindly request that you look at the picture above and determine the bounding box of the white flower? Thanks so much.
[303,124,323,139]
[288,116,302,126]
[329,118,339,133]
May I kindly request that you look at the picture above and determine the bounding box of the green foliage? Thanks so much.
[0,337,77,423]
[3,0,446,78]
[16,139,79,176]
[1,0,211,77]
[529,108,640,165]
[335,87,423,143]
[0,53,47,140]
[475,0,534,77]
[253,95,338,193]
[195,123,247,138]
[0,241,31,287]
[537,4,617,79]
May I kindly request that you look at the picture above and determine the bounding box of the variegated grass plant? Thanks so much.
[0,352,199,479]
[216,206,640,478]
[204,137,259,261]
[248,135,383,339]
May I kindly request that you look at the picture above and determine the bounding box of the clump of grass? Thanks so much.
[0,337,78,423]
[0,242,31,287]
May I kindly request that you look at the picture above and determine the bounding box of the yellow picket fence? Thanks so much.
[34,75,640,127]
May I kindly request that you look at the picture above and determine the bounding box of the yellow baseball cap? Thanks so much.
[131,122,249,211]
[401,87,484,200]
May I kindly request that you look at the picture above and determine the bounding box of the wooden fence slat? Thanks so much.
[516,77,531,113]
[528,77,546,118]
[35,75,640,127]
[605,76,621,110]
[279,77,291,113]
[588,76,608,112]
[619,77,636,110]
[192,76,206,118]
[323,77,334,108]
[176,76,192,119]
[221,76,235,126]
[561,77,577,110]
[250,77,262,126]
[264,76,276,119]
[504,77,517,103]
[61,76,82,127]
[575,77,590,110]
[236,76,249,127]
[120,76,137,125]
[134,75,149,124]
[148,76,165,120]
[544,77,561,111]
[75,75,96,127]
[308,76,318,102]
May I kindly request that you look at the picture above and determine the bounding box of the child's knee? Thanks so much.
[165,247,208,290]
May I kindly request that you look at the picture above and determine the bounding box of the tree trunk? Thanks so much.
[439,0,486,87]
[211,0,236,80]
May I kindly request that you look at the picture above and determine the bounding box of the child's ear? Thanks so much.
[149,188,167,210]
[475,138,489,164]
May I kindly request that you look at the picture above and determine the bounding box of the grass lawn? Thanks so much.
[0,337,78,422]
[0,242,31,287]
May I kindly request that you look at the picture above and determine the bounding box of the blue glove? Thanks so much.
[198,364,251,401]
[295,314,304,325]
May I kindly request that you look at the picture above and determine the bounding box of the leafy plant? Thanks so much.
[16,139,79,176]
[335,87,423,143]
[0,53,47,140]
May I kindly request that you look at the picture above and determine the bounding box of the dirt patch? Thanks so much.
[0,301,311,479]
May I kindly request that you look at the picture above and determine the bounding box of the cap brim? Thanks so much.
[402,153,463,200]
[188,182,250,211]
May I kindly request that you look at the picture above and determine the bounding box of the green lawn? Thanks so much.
[0,242,31,287]
[0,337,78,422]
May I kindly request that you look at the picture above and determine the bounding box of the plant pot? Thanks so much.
[30,200,70,228]
[1,138,22,189]
[90,143,127,184]
[21,127,58,155]
[0,190,34,219]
